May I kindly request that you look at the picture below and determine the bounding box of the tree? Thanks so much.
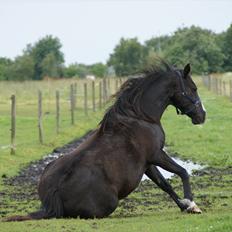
[64,63,79,78]
[145,35,171,58]
[90,63,107,77]
[41,52,63,78]
[221,24,232,71]
[28,35,64,79]
[163,26,224,74]
[107,38,145,76]
[64,63,89,78]
[0,57,12,80]
[5,55,35,81]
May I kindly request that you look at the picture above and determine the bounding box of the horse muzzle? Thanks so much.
[191,110,206,125]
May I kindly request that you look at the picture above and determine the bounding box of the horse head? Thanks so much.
[171,63,206,125]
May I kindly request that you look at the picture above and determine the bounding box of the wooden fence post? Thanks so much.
[70,84,75,125]
[74,82,77,109]
[11,94,16,154]
[208,75,211,91]
[115,79,119,93]
[103,78,107,105]
[215,78,218,94]
[56,90,60,134]
[92,81,96,112]
[202,75,206,88]
[99,81,102,110]
[107,78,111,98]
[219,79,222,95]
[230,80,232,101]
[119,78,123,87]
[223,81,226,96]
[84,83,88,116]
[38,90,44,144]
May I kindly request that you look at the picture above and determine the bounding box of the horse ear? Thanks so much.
[183,63,191,78]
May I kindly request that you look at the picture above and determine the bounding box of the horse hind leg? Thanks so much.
[76,190,118,219]
[95,193,118,218]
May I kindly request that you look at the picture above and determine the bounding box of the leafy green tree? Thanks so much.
[221,24,232,71]
[5,55,35,80]
[0,57,12,80]
[41,52,63,78]
[163,26,224,74]
[64,63,79,78]
[28,35,64,79]
[64,63,106,78]
[145,35,171,58]
[107,38,145,76]
[90,63,107,77]
[64,63,89,78]
[73,64,89,78]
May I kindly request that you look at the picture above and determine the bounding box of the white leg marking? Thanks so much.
[180,199,202,214]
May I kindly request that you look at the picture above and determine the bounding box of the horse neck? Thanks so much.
[139,76,174,123]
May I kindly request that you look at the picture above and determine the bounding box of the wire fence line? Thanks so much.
[202,74,232,101]
[0,78,127,154]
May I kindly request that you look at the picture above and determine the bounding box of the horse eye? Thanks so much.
[193,87,197,92]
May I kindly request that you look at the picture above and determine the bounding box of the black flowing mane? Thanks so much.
[99,61,175,133]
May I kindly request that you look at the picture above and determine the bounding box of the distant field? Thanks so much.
[0,75,232,231]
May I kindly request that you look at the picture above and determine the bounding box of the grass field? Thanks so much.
[0,76,232,231]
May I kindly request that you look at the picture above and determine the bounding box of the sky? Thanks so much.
[0,0,232,65]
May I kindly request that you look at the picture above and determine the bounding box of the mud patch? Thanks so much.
[3,130,93,187]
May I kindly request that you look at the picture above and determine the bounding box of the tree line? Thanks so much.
[0,35,107,80]
[0,24,232,80]
[108,24,232,75]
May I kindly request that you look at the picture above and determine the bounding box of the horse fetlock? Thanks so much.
[179,199,202,214]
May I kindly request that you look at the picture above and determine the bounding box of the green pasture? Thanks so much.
[0,76,232,231]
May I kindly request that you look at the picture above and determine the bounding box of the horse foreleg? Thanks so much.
[145,165,186,211]
[151,149,202,214]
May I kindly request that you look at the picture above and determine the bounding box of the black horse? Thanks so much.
[5,61,206,221]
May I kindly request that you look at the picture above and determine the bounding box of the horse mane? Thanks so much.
[98,60,175,134]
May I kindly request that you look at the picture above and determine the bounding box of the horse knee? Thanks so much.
[178,168,189,180]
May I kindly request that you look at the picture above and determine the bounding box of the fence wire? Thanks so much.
[0,78,127,153]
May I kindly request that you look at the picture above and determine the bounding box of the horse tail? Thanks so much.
[3,189,64,222]
[43,189,64,218]
[2,210,48,222]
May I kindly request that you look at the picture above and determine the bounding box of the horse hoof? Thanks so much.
[179,199,202,214]
[186,205,202,214]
